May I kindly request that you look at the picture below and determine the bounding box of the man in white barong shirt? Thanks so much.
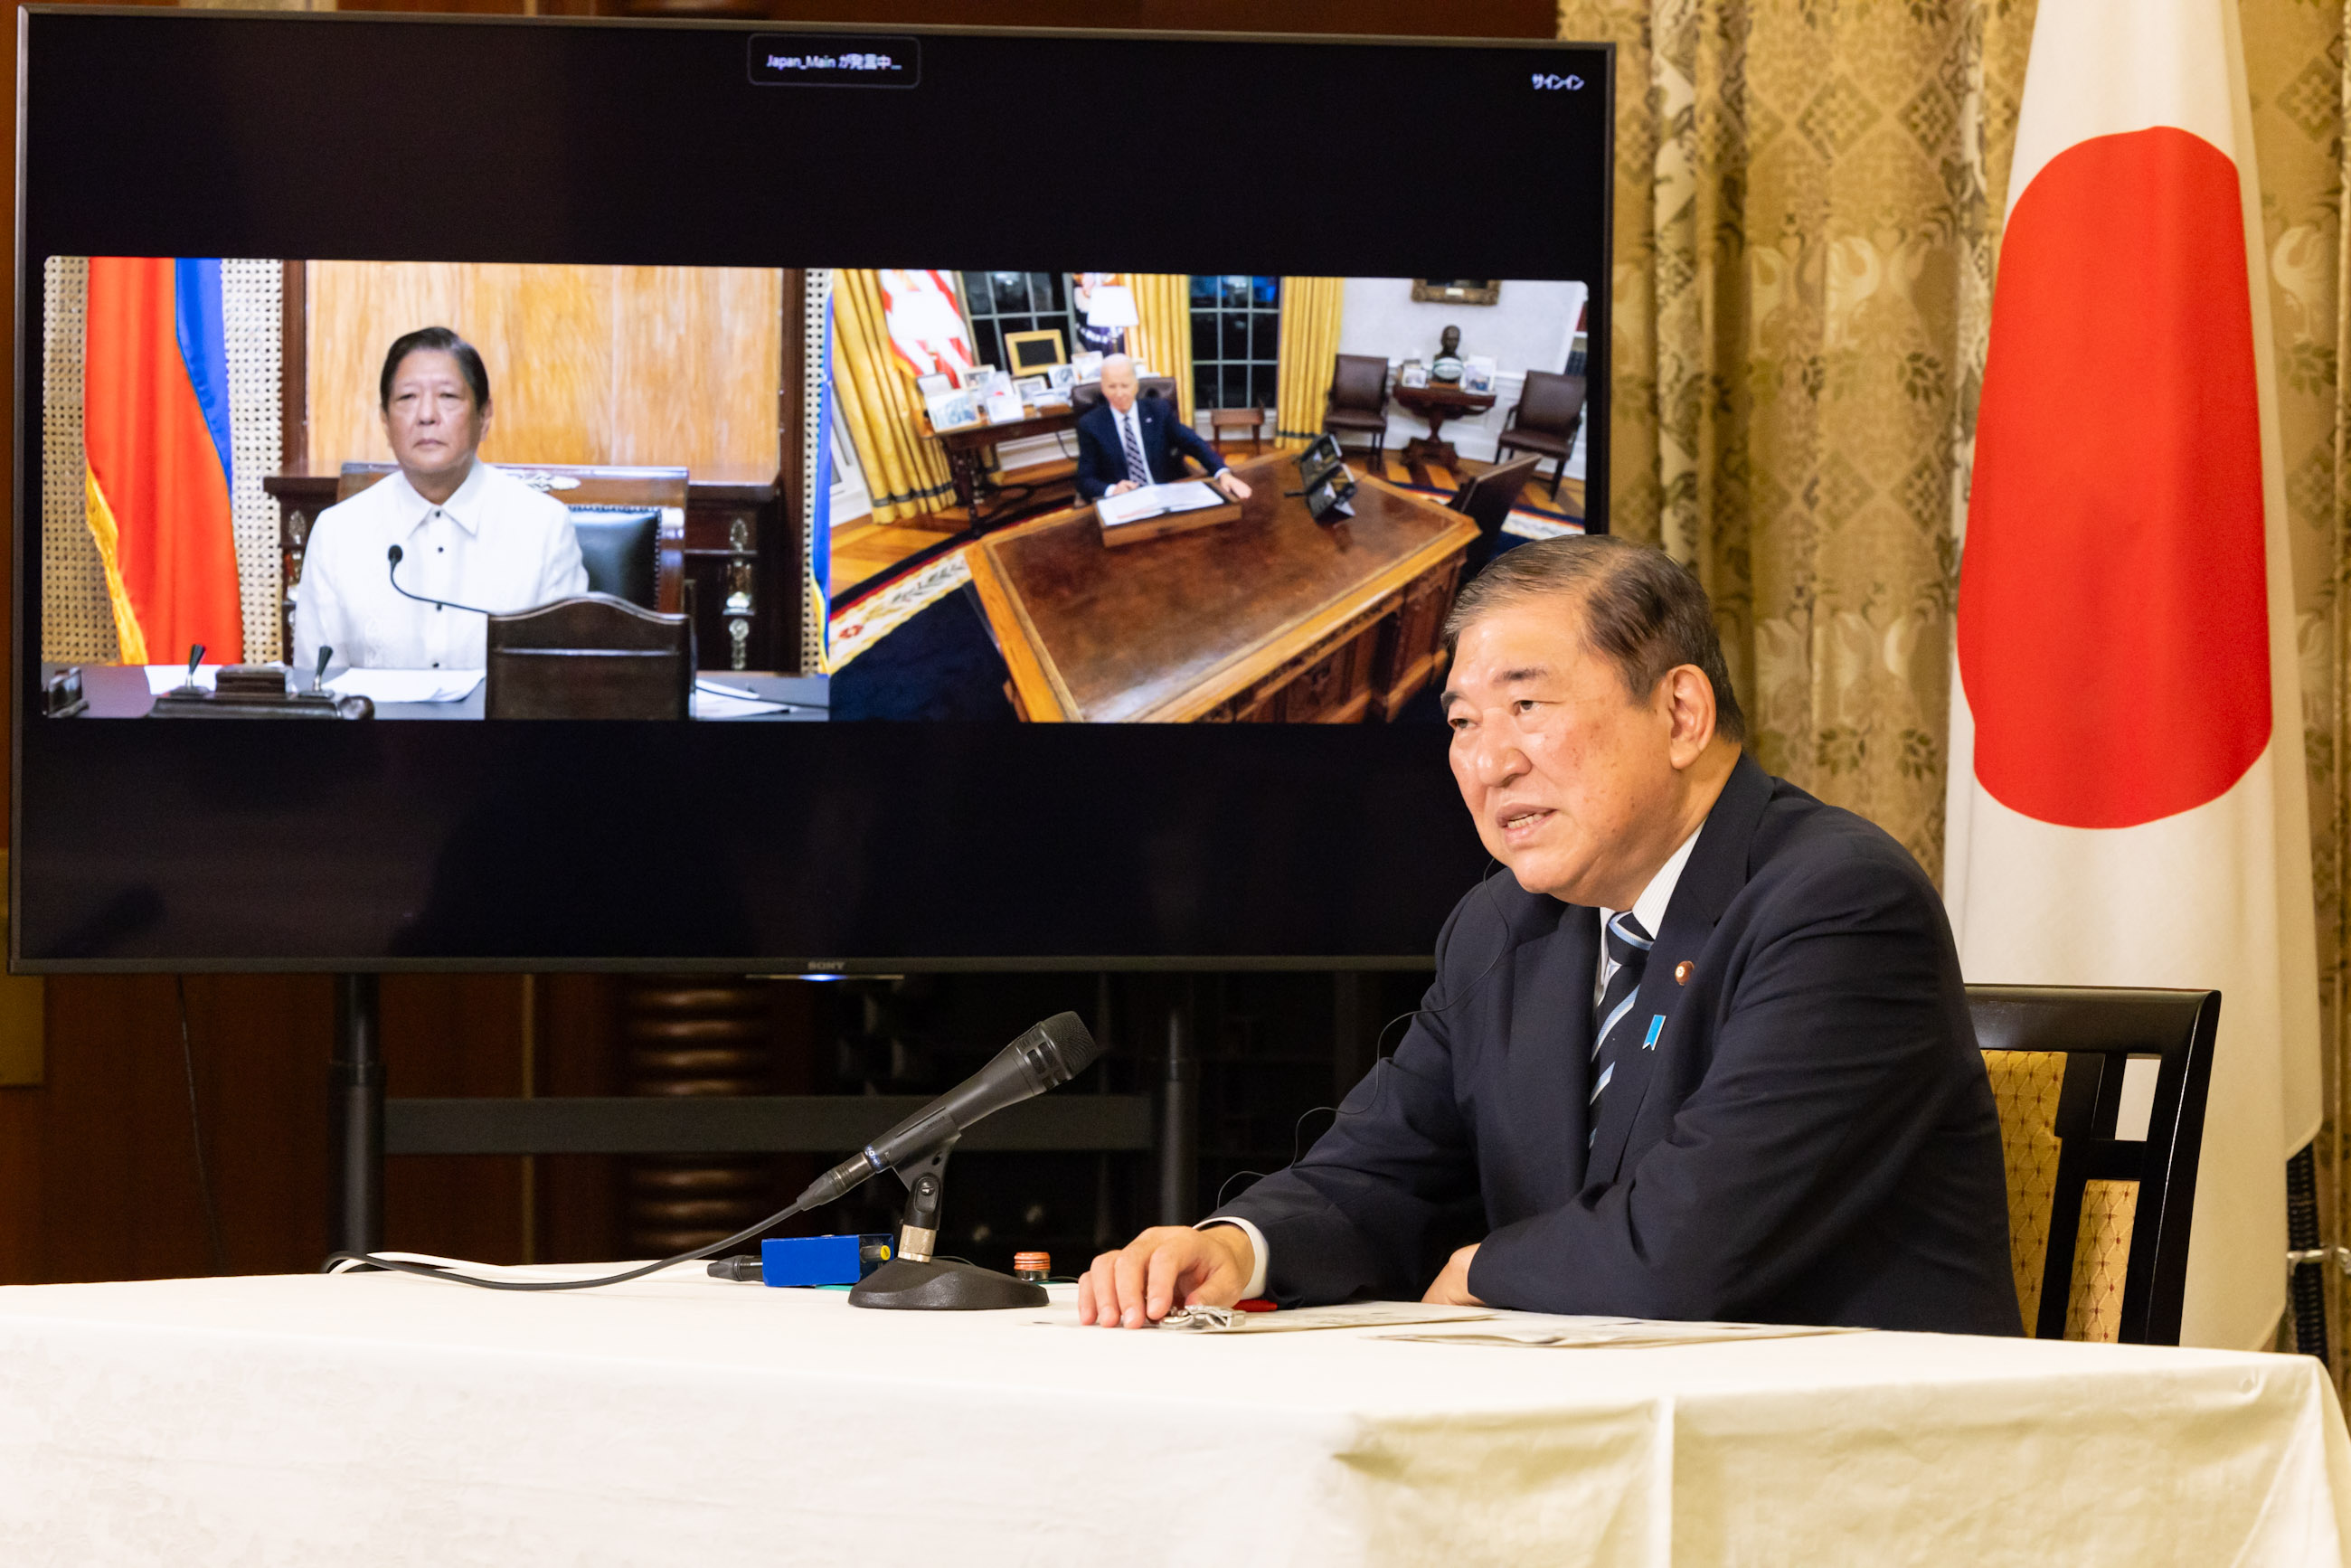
[292,326,586,673]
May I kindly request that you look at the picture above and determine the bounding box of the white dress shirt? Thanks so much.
[1208,820,1709,1302]
[290,460,588,672]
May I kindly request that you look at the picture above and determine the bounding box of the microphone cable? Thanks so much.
[325,1192,817,1293]
[384,543,496,619]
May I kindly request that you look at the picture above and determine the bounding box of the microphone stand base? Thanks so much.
[847,1258,1047,1311]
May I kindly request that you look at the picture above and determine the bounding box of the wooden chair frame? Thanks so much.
[1969,984,2219,1346]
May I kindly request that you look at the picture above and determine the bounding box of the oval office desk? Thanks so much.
[963,452,1477,723]
[0,1269,2344,1565]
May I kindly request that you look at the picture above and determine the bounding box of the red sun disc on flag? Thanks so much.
[1958,126,2271,830]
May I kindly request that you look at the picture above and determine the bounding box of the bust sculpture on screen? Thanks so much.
[1080,536,2022,1336]
[290,327,587,674]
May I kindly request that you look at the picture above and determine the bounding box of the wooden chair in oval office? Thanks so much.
[1322,354,1393,466]
[1971,985,2219,1346]
[1494,370,1589,500]
[1447,453,1545,578]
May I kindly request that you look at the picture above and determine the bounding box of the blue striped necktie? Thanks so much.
[1590,911,1653,1146]
[1119,409,1152,488]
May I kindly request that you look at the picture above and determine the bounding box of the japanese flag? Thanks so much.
[1937,0,2322,1354]
[1945,0,2321,1348]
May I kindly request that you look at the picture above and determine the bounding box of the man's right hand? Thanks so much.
[1077,1223,1253,1328]
[1107,479,1141,496]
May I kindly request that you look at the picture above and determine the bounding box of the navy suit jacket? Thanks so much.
[1074,396,1226,501]
[1214,753,2022,1335]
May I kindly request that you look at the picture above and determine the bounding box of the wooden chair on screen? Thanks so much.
[1970,984,2219,1346]
[1494,371,1587,499]
[1447,454,1544,578]
[485,589,695,720]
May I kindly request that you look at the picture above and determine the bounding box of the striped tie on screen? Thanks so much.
[1589,911,1653,1147]
[1120,411,1151,488]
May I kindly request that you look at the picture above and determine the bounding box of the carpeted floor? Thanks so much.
[829,579,1015,723]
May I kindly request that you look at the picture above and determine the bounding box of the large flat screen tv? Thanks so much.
[14,9,1613,971]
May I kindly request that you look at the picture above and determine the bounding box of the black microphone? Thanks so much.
[386,543,496,618]
[793,1011,1100,1210]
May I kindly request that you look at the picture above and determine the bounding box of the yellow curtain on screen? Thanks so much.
[1123,274,1194,427]
[1271,277,1344,450]
[831,269,955,524]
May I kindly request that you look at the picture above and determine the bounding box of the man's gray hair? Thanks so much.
[1443,536,1747,744]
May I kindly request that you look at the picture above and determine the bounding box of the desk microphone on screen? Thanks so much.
[385,544,495,618]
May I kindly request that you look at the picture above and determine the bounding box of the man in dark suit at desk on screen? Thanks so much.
[1074,355,1251,504]
[1080,536,2021,1335]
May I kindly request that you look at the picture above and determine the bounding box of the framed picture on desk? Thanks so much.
[927,390,981,430]
[1005,329,1066,378]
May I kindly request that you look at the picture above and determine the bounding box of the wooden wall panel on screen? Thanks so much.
[612,266,782,479]
[307,261,780,479]
[482,261,615,465]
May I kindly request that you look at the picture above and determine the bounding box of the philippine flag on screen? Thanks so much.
[1944,0,2321,1347]
[81,257,243,667]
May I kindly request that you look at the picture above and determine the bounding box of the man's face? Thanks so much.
[1444,597,1684,906]
[382,349,489,485]
[1100,362,1139,414]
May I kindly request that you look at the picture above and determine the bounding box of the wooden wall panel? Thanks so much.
[306,261,780,479]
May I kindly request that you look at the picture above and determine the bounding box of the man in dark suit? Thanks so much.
[1079,535,2019,1335]
[1073,354,1251,503]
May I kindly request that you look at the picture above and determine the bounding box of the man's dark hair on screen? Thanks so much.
[1444,535,1747,745]
[378,326,492,411]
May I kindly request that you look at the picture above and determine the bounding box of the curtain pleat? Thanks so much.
[1125,274,1194,427]
[1271,277,1345,451]
[830,269,954,525]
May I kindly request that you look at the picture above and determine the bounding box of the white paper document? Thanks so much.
[692,688,794,720]
[1374,1318,1872,1350]
[1035,1301,1496,1334]
[144,664,221,694]
[325,669,486,704]
[1095,479,1227,530]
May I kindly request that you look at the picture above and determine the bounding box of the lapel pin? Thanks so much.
[1674,960,1694,986]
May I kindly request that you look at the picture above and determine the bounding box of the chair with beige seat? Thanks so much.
[1971,985,2217,1345]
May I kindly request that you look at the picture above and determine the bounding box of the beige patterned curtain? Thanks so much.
[1560,0,2349,1378]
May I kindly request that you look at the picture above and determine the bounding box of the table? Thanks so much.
[42,663,830,722]
[964,452,1477,723]
[921,402,1081,526]
[0,1270,2344,1565]
[1392,381,1498,468]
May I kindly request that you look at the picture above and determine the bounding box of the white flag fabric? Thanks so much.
[1945,0,2321,1349]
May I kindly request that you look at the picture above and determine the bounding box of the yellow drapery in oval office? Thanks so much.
[1274,277,1345,450]
[831,269,956,525]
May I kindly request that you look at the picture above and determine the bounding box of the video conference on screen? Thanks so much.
[37,260,1591,724]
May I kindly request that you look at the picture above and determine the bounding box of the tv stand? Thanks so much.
[328,975,383,1259]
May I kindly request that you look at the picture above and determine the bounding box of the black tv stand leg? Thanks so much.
[329,974,383,1258]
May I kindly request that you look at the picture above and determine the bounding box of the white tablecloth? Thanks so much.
[0,1267,2346,1565]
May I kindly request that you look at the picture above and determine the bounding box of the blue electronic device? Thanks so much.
[760,1234,894,1287]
